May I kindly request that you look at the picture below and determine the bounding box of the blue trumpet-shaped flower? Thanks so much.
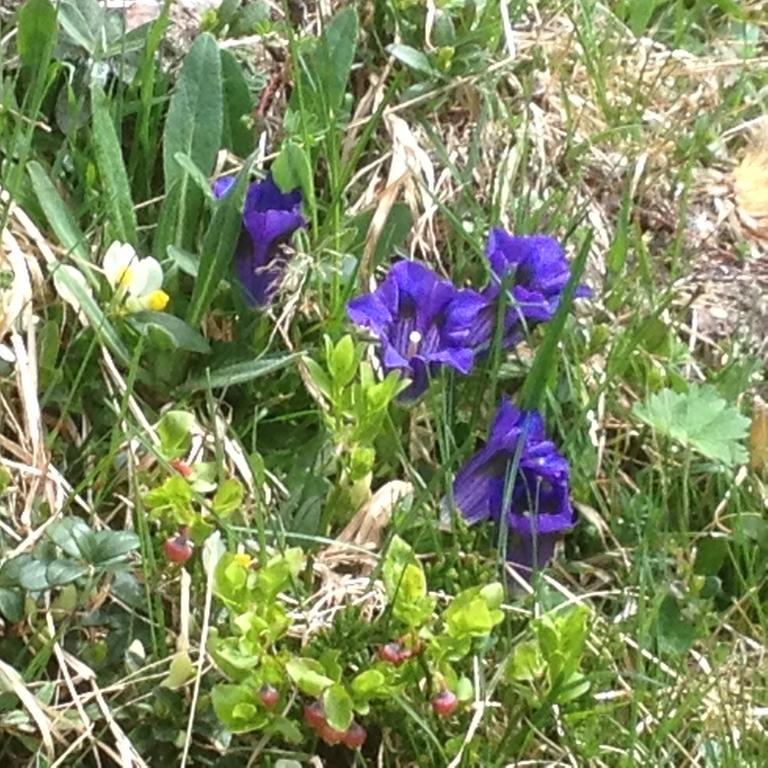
[213,174,306,306]
[452,399,575,573]
[470,228,590,350]
[348,261,485,401]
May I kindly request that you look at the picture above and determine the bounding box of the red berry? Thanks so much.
[170,458,192,477]
[259,684,279,708]
[163,535,192,564]
[318,721,346,745]
[431,689,458,717]
[303,701,326,730]
[343,722,367,749]
[378,642,403,664]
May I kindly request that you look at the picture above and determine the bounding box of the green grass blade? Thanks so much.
[178,353,303,394]
[519,232,592,410]
[185,153,255,327]
[90,82,138,245]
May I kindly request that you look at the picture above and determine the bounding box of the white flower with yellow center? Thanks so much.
[103,241,169,312]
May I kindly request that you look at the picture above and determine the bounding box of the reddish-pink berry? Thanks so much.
[303,701,326,730]
[431,689,459,717]
[343,722,367,749]
[170,458,192,477]
[378,642,404,664]
[163,534,192,564]
[318,721,346,745]
[259,684,279,708]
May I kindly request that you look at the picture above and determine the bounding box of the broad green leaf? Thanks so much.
[212,478,245,518]
[322,684,353,731]
[160,651,196,689]
[90,530,140,564]
[382,535,434,628]
[211,684,267,733]
[314,7,358,111]
[220,49,255,156]
[47,517,93,560]
[18,0,58,74]
[129,311,210,354]
[45,559,89,586]
[0,589,24,623]
[386,44,438,77]
[179,352,301,393]
[633,384,750,466]
[445,586,503,639]
[328,335,357,386]
[163,32,222,247]
[506,639,546,682]
[90,83,138,245]
[57,0,104,54]
[186,153,255,327]
[271,141,313,202]
[156,410,196,460]
[656,594,696,655]
[350,669,387,699]
[27,162,94,283]
[285,658,334,697]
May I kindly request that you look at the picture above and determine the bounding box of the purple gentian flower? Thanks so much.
[348,261,485,401]
[452,399,576,574]
[470,228,591,350]
[213,174,306,306]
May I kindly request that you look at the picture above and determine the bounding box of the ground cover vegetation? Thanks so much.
[1,0,767,765]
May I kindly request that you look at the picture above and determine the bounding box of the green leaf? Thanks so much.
[633,384,750,466]
[656,594,696,655]
[507,639,546,682]
[179,353,301,393]
[173,152,216,203]
[90,83,138,245]
[285,658,334,697]
[27,162,93,280]
[49,260,133,367]
[129,311,211,354]
[0,588,24,622]
[186,153,256,327]
[90,530,140,565]
[271,141,313,202]
[328,335,357,386]
[314,7,359,111]
[386,44,438,76]
[211,684,267,733]
[156,410,196,460]
[350,669,387,699]
[47,517,94,560]
[160,651,196,689]
[167,245,199,278]
[57,0,104,54]
[322,684,353,731]
[163,32,223,247]
[382,535,434,628]
[163,32,223,189]
[18,0,58,74]
[520,233,591,410]
[220,49,255,156]
[212,478,245,518]
[445,586,504,639]
[45,559,89,587]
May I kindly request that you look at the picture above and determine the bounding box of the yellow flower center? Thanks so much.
[116,265,134,287]
[146,290,169,311]
[233,553,252,568]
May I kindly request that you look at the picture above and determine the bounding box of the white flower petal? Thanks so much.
[53,265,93,324]
[103,241,137,289]
[139,257,163,294]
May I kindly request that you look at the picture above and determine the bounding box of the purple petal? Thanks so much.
[213,175,237,199]
[506,531,559,575]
